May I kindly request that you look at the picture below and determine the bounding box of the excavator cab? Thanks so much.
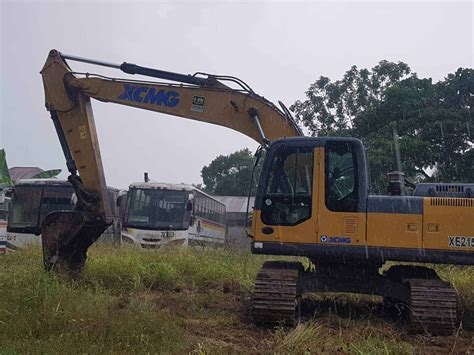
[251,137,369,252]
[250,136,472,333]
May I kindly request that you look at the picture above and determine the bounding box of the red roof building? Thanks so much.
[8,167,44,182]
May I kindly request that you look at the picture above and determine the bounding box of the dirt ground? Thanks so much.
[137,286,474,353]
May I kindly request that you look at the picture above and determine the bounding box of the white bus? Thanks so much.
[121,182,226,249]
[6,179,121,250]
[6,179,75,249]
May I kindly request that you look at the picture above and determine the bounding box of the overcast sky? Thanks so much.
[1,0,472,189]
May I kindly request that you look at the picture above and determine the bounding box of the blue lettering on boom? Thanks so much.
[118,84,179,108]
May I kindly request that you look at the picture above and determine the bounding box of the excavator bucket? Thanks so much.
[42,211,109,274]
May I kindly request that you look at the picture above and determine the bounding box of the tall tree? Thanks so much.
[201,148,260,196]
[291,61,411,136]
[291,63,473,193]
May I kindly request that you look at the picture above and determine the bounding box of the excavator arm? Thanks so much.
[40,49,302,273]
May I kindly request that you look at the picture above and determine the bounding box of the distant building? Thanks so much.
[214,196,255,249]
[9,167,45,182]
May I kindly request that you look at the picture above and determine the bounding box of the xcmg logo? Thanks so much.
[118,84,180,107]
[320,235,352,244]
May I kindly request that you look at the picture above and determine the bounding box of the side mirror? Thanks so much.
[186,201,193,211]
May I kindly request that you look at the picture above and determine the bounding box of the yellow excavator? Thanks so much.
[40,50,473,333]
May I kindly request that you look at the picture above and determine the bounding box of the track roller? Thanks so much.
[252,261,302,326]
[406,278,460,334]
[384,265,461,334]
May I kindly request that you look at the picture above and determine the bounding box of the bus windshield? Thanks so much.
[8,185,75,232]
[125,188,190,230]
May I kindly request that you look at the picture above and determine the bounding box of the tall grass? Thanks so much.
[0,246,472,353]
[0,246,269,353]
[83,245,265,293]
[436,265,474,328]
[0,248,188,353]
[273,319,415,354]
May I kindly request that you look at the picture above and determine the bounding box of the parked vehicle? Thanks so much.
[121,182,225,249]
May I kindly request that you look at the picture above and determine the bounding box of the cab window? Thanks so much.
[325,141,358,212]
[261,146,313,226]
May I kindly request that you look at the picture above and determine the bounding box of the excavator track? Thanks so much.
[406,278,460,334]
[252,261,302,326]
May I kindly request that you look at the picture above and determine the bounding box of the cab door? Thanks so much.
[316,141,368,247]
[253,143,319,244]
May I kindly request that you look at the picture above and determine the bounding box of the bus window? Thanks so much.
[39,187,75,224]
[127,189,151,224]
[125,188,191,230]
[8,187,43,229]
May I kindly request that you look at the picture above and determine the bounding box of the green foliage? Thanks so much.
[0,149,12,186]
[201,148,261,196]
[31,169,62,179]
[291,61,411,136]
[291,63,474,193]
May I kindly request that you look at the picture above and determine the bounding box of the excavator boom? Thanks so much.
[40,49,302,272]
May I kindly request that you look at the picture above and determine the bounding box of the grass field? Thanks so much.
[0,245,472,354]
